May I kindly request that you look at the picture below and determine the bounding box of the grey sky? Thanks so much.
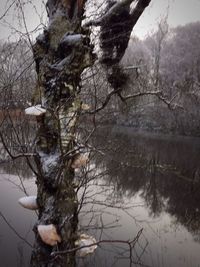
[133,0,200,38]
[0,0,200,41]
[0,0,46,41]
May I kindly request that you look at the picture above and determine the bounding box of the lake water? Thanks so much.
[0,126,200,267]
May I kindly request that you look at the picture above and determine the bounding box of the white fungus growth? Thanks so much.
[25,105,46,116]
[18,196,38,210]
[81,103,90,111]
[37,224,61,246]
[75,234,97,257]
[71,153,89,169]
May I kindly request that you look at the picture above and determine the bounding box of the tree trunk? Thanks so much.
[30,1,95,266]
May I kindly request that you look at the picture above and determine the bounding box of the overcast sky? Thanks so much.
[0,0,200,41]
[133,0,200,38]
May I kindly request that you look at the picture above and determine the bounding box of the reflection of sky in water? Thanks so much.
[0,128,200,266]
[0,175,36,267]
[79,180,200,267]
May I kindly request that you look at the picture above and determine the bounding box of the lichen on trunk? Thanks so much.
[30,0,95,266]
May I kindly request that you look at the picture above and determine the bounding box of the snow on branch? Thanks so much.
[85,0,135,27]
[25,105,46,116]
[85,0,151,28]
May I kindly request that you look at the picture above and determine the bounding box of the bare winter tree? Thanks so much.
[30,0,151,266]
[1,0,151,266]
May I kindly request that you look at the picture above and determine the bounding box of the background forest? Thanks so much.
[1,21,200,136]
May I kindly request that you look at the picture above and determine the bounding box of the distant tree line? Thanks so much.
[0,21,200,136]
[118,21,200,136]
[0,40,34,109]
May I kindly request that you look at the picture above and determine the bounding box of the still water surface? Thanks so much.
[0,126,200,267]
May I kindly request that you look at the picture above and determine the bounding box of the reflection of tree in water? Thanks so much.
[141,156,164,217]
[0,116,36,179]
[92,126,200,238]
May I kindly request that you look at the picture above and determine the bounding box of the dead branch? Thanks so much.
[0,0,16,21]
[88,87,183,114]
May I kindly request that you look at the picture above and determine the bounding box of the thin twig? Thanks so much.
[0,211,33,248]
[0,0,16,21]
[51,228,143,257]
[0,131,36,160]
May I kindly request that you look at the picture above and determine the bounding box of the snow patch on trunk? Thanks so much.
[39,152,60,174]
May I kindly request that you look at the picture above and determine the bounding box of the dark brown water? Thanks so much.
[1,126,200,267]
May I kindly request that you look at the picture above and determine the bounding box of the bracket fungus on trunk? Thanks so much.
[37,224,62,246]
[18,196,38,210]
[25,105,46,116]
[81,103,90,111]
[75,233,97,257]
[71,153,89,169]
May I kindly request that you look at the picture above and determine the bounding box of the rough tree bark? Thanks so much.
[30,0,95,266]
[29,0,151,266]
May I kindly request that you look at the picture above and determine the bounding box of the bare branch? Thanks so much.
[88,88,183,115]
[122,90,183,110]
[51,228,143,257]
[0,0,16,21]
[123,64,145,70]
[156,92,183,110]
[17,0,34,49]
[89,87,122,114]
[121,90,161,100]
[85,0,151,28]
